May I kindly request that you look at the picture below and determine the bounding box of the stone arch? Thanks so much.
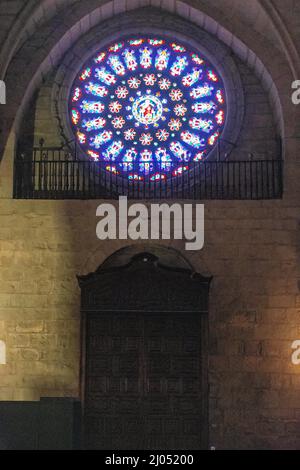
[258,0,300,79]
[78,244,212,449]
[98,244,195,271]
[1,1,298,81]
[78,245,212,311]
[0,0,38,80]
[53,12,245,161]
[0,1,289,160]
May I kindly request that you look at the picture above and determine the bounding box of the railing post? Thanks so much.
[13,155,18,198]
[13,144,284,201]
[13,153,22,198]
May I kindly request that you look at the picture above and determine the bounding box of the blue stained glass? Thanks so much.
[69,37,226,180]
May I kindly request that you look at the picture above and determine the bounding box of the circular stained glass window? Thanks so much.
[69,37,226,181]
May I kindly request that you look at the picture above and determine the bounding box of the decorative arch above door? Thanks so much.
[78,249,212,450]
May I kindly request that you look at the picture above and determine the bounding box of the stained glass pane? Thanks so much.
[69,37,226,180]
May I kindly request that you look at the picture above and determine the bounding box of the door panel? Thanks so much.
[84,312,204,450]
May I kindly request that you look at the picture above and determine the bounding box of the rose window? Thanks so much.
[69,37,226,181]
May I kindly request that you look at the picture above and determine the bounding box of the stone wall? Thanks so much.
[27,55,280,161]
[0,154,299,448]
[0,0,299,451]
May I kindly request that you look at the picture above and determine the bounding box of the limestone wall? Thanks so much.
[0,0,299,451]
[0,134,299,448]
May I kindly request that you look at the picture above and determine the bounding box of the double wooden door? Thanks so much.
[83,311,206,450]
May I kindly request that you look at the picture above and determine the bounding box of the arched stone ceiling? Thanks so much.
[1,0,299,80]
[0,0,298,158]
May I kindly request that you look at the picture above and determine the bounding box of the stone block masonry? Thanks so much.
[0,191,298,448]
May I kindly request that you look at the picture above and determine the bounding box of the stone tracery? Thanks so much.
[69,37,226,181]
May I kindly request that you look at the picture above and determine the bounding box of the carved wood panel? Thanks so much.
[84,312,205,450]
[79,253,210,450]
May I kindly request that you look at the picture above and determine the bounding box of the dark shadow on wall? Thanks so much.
[16,91,38,158]
[0,398,81,450]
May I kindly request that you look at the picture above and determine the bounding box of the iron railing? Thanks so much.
[13,147,283,200]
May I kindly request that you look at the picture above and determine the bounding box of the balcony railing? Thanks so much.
[13,147,283,200]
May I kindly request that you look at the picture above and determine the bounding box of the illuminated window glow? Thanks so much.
[70,37,226,180]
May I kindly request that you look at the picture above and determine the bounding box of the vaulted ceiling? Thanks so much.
[0,0,299,158]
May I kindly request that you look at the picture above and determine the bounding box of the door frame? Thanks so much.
[78,251,212,449]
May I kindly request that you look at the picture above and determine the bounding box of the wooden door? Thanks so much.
[84,311,204,450]
[78,252,211,450]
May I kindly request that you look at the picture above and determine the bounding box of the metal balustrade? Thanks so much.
[13,147,283,200]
